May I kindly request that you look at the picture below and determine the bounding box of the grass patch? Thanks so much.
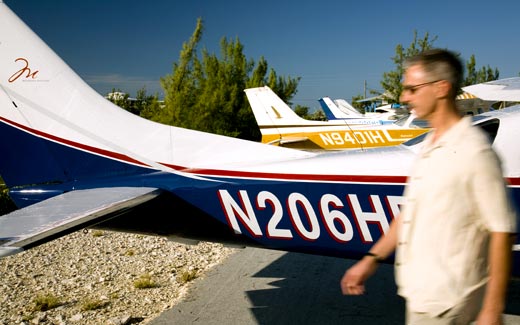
[91,230,104,237]
[133,273,157,289]
[0,179,16,216]
[80,298,109,311]
[32,293,62,311]
[177,269,198,284]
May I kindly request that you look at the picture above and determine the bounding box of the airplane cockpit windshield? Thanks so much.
[393,113,430,129]
[402,117,500,147]
[475,118,500,144]
[402,131,429,147]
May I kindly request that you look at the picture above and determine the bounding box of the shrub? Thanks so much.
[81,298,109,311]
[177,269,198,284]
[0,181,16,216]
[32,294,62,311]
[91,230,104,237]
[133,273,157,289]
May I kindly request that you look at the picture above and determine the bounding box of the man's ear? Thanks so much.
[435,80,452,98]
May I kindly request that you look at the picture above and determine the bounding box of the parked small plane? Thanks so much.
[318,96,397,123]
[246,86,429,150]
[0,2,519,276]
[319,96,430,131]
[463,77,520,103]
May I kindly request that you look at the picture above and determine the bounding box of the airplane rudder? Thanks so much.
[318,98,336,120]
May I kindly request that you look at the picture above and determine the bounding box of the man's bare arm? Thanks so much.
[340,216,400,295]
[477,232,515,324]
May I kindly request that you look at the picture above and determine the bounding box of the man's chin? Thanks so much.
[410,109,421,118]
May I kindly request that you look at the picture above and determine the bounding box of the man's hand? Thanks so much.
[340,256,379,295]
[476,309,503,325]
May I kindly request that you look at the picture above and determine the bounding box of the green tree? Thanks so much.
[158,18,204,127]
[294,105,326,121]
[105,86,163,119]
[265,69,300,107]
[139,94,163,120]
[464,54,499,86]
[132,86,161,116]
[309,109,326,121]
[136,90,163,120]
[381,31,500,101]
[350,94,366,112]
[187,36,254,138]
[158,18,300,141]
[294,105,310,118]
[107,88,131,109]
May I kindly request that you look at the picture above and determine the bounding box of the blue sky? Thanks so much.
[4,0,520,111]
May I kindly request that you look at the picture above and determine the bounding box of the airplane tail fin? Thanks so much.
[318,97,361,120]
[0,3,161,197]
[334,99,364,116]
[245,86,316,128]
[0,4,75,189]
[318,98,337,120]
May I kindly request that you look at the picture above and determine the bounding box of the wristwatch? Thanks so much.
[364,252,383,263]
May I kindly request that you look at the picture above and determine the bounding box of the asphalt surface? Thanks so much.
[150,247,520,325]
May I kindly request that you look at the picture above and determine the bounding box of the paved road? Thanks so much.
[150,247,520,325]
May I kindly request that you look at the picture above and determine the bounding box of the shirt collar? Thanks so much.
[422,116,472,152]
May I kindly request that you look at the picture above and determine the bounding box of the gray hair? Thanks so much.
[403,49,464,98]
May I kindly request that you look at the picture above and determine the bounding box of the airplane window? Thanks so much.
[393,113,429,128]
[402,117,500,147]
[402,131,429,146]
[475,118,500,144]
[393,115,410,127]
[411,119,430,128]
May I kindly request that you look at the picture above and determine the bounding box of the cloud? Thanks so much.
[83,74,163,97]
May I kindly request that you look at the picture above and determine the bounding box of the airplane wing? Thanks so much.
[267,136,310,145]
[463,77,520,101]
[0,187,161,257]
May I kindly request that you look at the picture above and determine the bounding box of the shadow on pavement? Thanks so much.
[150,248,520,325]
[247,252,405,324]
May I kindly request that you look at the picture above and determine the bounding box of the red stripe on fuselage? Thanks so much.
[0,116,150,167]
[165,165,409,184]
[3,117,519,186]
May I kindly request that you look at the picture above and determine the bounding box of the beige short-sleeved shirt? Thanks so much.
[395,116,516,316]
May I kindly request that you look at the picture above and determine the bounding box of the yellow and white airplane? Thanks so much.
[245,86,429,150]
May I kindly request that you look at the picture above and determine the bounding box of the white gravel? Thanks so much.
[0,229,237,324]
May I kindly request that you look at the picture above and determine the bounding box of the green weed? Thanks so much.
[133,273,157,289]
[177,269,198,284]
[80,298,109,311]
[32,293,61,311]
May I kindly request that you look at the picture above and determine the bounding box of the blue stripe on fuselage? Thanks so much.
[173,177,406,259]
[0,121,157,206]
